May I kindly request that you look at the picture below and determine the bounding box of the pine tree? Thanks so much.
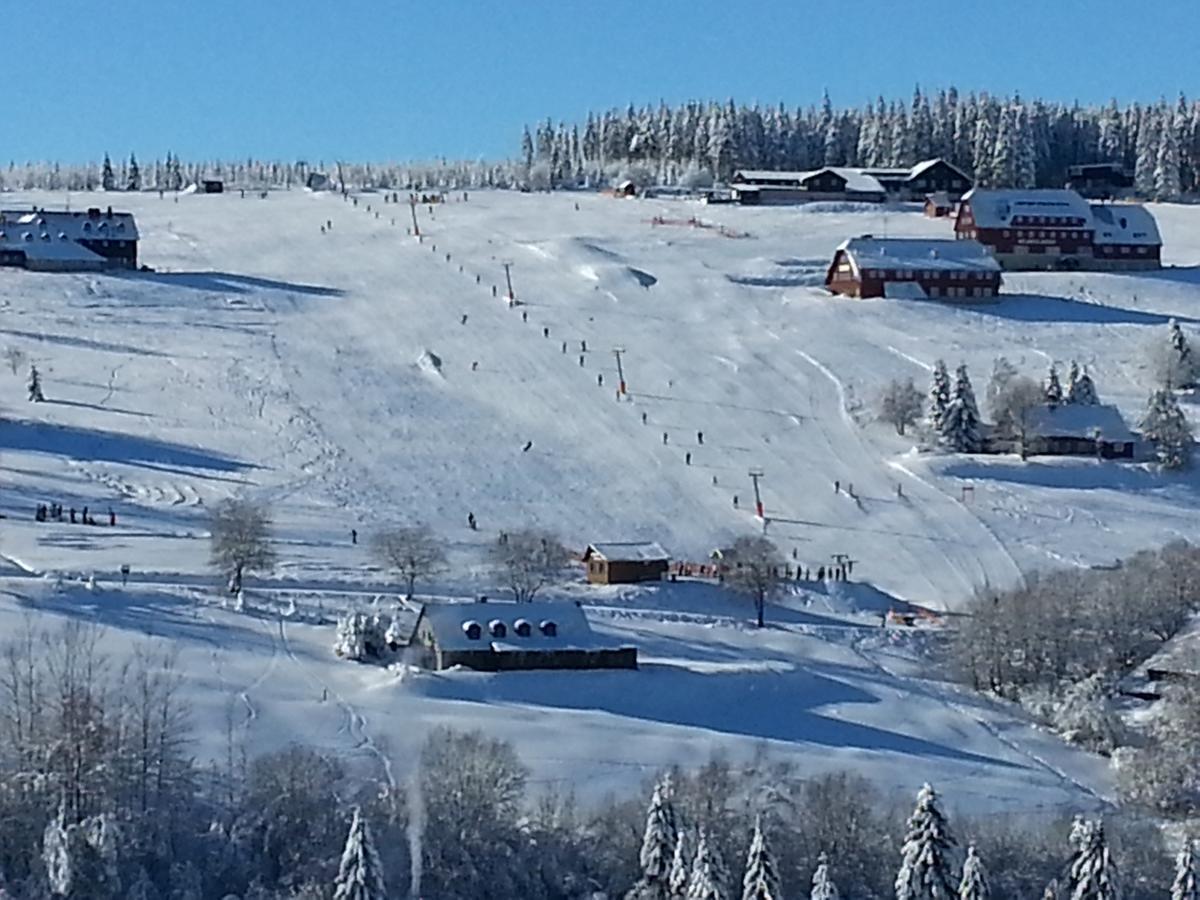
[958,845,990,900]
[1173,841,1199,900]
[740,818,781,900]
[1162,318,1198,388]
[1135,109,1159,198]
[1043,365,1064,407]
[687,828,729,900]
[941,365,983,452]
[670,829,695,899]
[810,852,840,900]
[101,154,115,191]
[628,777,679,899]
[1142,387,1195,469]
[895,783,957,900]
[127,153,141,191]
[927,360,951,435]
[332,808,387,900]
[1156,107,1183,201]
[1065,819,1121,900]
[1067,363,1099,406]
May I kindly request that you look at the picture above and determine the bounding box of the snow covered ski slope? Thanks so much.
[1,187,1199,811]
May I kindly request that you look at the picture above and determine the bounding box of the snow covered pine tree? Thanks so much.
[670,828,696,899]
[958,844,991,900]
[1173,840,1198,900]
[1141,388,1195,469]
[810,851,841,900]
[687,828,730,900]
[926,360,951,437]
[1066,361,1099,406]
[940,365,983,453]
[895,783,958,900]
[627,777,679,900]
[1043,364,1064,407]
[1065,819,1121,900]
[740,817,781,900]
[333,807,388,900]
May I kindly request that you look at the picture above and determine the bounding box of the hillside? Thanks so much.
[2,187,1199,811]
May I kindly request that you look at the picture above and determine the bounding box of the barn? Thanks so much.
[1026,404,1136,459]
[582,542,670,584]
[924,192,954,217]
[0,207,139,272]
[201,179,224,194]
[825,236,1001,300]
[955,188,1162,271]
[407,600,638,672]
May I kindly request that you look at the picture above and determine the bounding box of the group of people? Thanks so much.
[35,503,116,527]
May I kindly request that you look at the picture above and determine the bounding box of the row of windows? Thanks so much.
[864,269,991,281]
[927,286,995,298]
[461,619,558,640]
[1011,215,1084,226]
[1003,229,1085,240]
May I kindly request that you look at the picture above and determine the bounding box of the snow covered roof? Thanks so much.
[1140,613,1200,678]
[837,237,1001,275]
[732,168,884,193]
[818,168,886,194]
[0,226,107,263]
[734,170,812,184]
[925,191,953,206]
[0,208,139,242]
[1089,203,1162,246]
[416,600,629,653]
[583,541,670,563]
[1027,403,1135,441]
[960,189,1092,229]
[908,158,969,181]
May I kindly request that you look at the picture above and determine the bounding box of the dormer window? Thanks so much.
[540,620,557,638]
[489,620,507,639]
[462,621,482,640]
[514,619,532,638]
[82,222,91,232]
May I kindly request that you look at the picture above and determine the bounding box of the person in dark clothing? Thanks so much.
[351,528,358,545]
[597,374,603,386]
[70,508,76,524]
[818,566,825,580]
[461,313,469,325]
[522,441,533,452]
[662,432,668,445]
[579,355,585,367]
[543,327,550,338]
[522,311,528,323]
[834,480,840,493]
[82,506,88,524]
[467,512,477,530]
[641,411,648,424]
[685,452,691,465]
[108,508,116,527]
[581,340,587,352]
[697,431,704,445]
[562,341,567,353]
[472,361,479,371]
[733,495,739,508]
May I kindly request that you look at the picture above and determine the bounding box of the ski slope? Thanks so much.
[2,187,1199,811]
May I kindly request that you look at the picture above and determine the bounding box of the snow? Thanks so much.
[1026,403,1135,441]
[584,541,671,562]
[4,187,1200,814]
[1090,202,1162,246]
[839,236,1000,274]
[961,188,1094,228]
[883,281,929,299]
[419,599,626,652]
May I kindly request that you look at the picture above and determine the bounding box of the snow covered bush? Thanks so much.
[1141,387,1195,469]
[1152,320,1199,390]
[1024,674,1126,753]
[334,611,394,662]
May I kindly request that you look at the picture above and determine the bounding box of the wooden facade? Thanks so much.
[201,179,225,194]
[582,542,670,584]
[825,237,1001,300]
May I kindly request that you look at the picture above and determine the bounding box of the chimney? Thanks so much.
[106,206,113,218]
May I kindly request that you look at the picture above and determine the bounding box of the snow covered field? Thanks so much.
[2,187,1199,812]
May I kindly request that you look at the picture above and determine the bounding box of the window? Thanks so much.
[1003,230,1011,238]
[540,620,558,638]
[514,619,532,637]
[1136,246,1147,255]
[489,620,507,638]
[462,621,482,641]
[1120,245,1130,254]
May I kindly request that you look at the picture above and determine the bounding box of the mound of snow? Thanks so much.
[416,349,443,378]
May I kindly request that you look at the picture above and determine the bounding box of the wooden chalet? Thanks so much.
[0,206,138,272]
[582,541,670,584]
[955,188,1161,271]
[987,403,1136,459]
[407,600,637,672]
[924,192,954,217]
[1066,162,1134,199]
[731,158,971,206]
[825,236,1001,300]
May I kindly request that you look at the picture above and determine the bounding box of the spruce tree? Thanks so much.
[1141,388,1195,469]
[1043,365,1064,407]
[1173,841,1199,900]
[740,818,781,900]
[940,364,983,452]
[670,829,695,899]
[687,828,729,900]
[1156,108,1183,201]
[127,153,141,191]
[1065,819,1121,900]
[1067,364,1099,406]
[1164,319,1197,388]
[810,852,840,900]
[629,777,679,899]
[927,360,952,436]
[958,845,990,900]
[101,154,115,191]
[895,783,958,900]
[332,807,387,900]
[1135,111,1159,198]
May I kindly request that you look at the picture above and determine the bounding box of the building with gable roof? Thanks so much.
[581,541,670,584]
[825,236,1001,300]
[407,600,637,671]
[0,206,139,272]
[731,158,971,206]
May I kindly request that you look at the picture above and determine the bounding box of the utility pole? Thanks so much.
[612,347,627,395]
[748,468,765,519]
[502,261,515,303]
[408,196,420,236]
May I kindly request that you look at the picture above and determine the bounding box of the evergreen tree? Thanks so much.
[127,153,141,191]
[629,777,679,899]
[670,829,695,899]
[520,127,535,173]
[1043,365,1064,407]
[740,818,781,900]
[1162,318,1198,388]
[1173,841,1199,900]
[958,845,990,900]
[1065,819,1121,900]
[972,108,996,185]
[101,154,115,191]
[687,828,729,900]
[332,808,387,900]
[1135,109,1159,198]
[1067,363,1099,405]
[941,364,983,452]
[895,783,958,900]
[1156,107,1183,201]
[927,360,952,435]
[810,852,840,900]
[1141,387,1195,469]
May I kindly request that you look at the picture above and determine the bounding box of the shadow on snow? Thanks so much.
[119,270,344,297]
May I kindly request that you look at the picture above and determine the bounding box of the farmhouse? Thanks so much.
[825,236,1001,300]
[0,207,139,272]
[955,188,1161,271]
[407,600,637,672]
[1066,162,1134,199]
[731,158,971,206]
[924,192,954,218]
[987,403,1136,459]
[582,541,670,584]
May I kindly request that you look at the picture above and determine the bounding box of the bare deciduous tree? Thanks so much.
[990,376,1043,460]
[878,377,924,436]
[371,525,447,599]
[724,535,784,628]
[3,346,26,376]
[489,529,570,602]
[209,498,276,595]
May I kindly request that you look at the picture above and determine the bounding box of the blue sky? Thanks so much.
[9,0,1197,164]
